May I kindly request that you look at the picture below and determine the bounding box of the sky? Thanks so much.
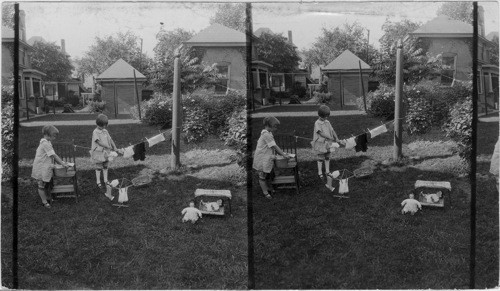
[18,1,500,60]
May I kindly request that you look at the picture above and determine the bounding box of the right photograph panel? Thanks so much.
[249,1,499,289]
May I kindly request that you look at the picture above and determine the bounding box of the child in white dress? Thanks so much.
[90,114,118,189]
[31,125,70,208]
[311,105,339,181]
[252,116,293,199]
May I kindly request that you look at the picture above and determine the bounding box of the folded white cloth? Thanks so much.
[122,146,134,159]
[147,133,166,147]
[110,179,119,187]
[344,138,356,149]
[118,187,129,203]
[107,151,118,161]
[369,124,388,138]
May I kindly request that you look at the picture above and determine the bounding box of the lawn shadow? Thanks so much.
[252,164,471,289]
[7,164,248,289]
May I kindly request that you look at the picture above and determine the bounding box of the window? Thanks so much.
[259,71,268,88]
[272,75,283,88]
[441,53,456,86]
[214,65,229,94]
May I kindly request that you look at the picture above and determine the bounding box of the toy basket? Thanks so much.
[354,167,373,178]
[53,164,76,177]
[274,154,296,168]
[132,175,152,187]
[414,180,452,208]
[194,189,232,216]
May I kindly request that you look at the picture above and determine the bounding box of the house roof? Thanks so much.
[322,50,370,71]
[96,59,146,80]
[184,23,247,47]
[411,15,472,36]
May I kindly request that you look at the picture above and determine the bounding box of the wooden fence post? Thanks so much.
[171,55,181,169]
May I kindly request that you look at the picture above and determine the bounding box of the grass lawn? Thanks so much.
[251,113,498,289]
[2,120,247,289]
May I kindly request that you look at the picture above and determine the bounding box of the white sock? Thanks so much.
[95,170,101,184]
[317,161,323,175]
[324,160,330,173]
[103,169,108,183]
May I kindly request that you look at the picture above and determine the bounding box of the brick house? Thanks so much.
[95,58,147,114]
[2,10,46,117]
[321,50,371,109]
[410,7,499,113]
[184,23,273,105]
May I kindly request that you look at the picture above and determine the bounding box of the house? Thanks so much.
[184,23,273,106]
[27,38,86,104]
[95,58,147,115]
[410,6,499,113]
[321,50,371,109]
[257,29,312,96]
[2,10,46,117]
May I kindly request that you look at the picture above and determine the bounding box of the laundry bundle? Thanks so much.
[339,123,390,153]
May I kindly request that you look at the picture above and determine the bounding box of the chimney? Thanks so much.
[478,6,485,36]
[61,39,66,53]
[19,10,26,41]
[288,30,293,45]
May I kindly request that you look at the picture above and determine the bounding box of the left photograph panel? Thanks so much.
[1,2,248,289]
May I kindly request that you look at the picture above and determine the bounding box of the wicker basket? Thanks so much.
[53,165,76,177]
[353,167,373,178]
[132,175,152,187]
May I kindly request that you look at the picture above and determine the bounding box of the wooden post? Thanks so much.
[133,70,141,119]
[393,40,403,161]
[171,56,181,169]
[359,60,367,112]
[113,81,117,118]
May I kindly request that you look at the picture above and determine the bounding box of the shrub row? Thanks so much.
[131,89,246,144]
[358,80,471,134]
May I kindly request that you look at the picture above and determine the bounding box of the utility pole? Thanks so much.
[393,40,403,161]
[366,29,370,61]
[171,53,181,169]
[139,38,143,72]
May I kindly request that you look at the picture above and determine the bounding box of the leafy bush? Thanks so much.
[86,100,106,113]
[132,92,173,128]
[66,92,80,107]
[45,99,65,108]
[186,89,246,135]
[221,109,247,167]
[2,84,14,182]
[291,83,307,98]
[444,96,472,163]
[359,84,395,119]
[182,106,210,143]
[405,95,433,135]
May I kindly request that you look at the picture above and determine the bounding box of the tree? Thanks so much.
[256,32,301,73]
[29,41,74,82]
[209,3,246,32]
[437,2,472,24]
[489,35,499,65]
[374,19,441,85]
[2,4,14,29]
[302,22,377,68]
[148,28,218,94]
[76,31,150,76]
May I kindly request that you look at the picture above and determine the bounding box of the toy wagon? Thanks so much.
[194,189,232,217]
[414,180,452,208]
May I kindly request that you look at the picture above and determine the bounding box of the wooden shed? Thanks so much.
[96,59,147,114]
[321,50,371,109]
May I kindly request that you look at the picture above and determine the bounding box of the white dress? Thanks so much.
[181,206,202,223]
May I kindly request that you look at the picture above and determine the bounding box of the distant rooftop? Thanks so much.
[411,15,472,36]
[185,23,247,46]
[96,59,146,80]
[323,50,370,71]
